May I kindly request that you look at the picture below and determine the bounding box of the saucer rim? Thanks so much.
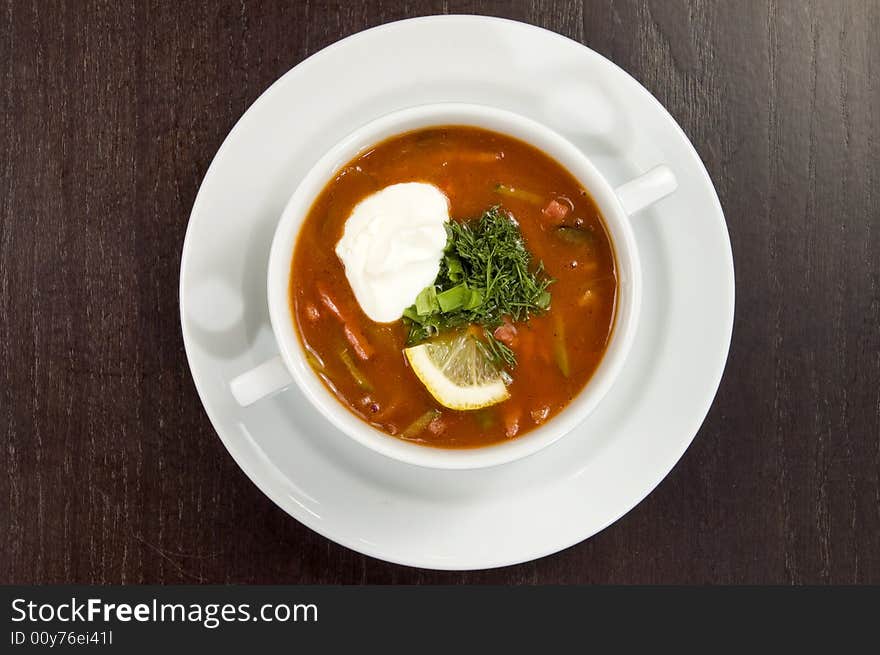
[179,15,734,570]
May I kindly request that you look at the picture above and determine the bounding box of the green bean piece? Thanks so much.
[553,313,570,378]
[339,348,373,391]
[493,183,543,205]
[555,226,595,246]
[401,409,442,439]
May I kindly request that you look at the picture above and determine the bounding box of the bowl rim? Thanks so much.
[267,102,642,469]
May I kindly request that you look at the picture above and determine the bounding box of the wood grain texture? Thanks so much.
[1,0,878,584]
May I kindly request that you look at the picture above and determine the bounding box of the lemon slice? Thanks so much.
[404,334,510,410]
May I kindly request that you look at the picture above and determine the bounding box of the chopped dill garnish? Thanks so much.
[482,328,517,369]
[403,207,553,368]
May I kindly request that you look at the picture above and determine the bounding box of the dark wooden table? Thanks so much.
[2,0,878,585]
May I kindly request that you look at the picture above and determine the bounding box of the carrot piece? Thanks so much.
[317,283,373,360]
[317,283,344,320]
[344,324,374,360]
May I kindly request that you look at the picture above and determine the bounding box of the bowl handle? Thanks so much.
[229,355,293,406]
[614,165,677,215]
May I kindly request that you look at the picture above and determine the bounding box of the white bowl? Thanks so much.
[232,102,676,469]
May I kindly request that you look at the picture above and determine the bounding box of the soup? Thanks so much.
[290,126,617,448]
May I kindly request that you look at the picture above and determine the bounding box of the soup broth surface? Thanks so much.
[290,126,617,448]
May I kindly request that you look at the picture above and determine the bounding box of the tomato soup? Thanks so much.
[290,126,617,448]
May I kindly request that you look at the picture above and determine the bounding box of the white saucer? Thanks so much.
[180,16,734,570]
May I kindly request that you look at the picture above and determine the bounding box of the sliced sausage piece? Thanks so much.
[503,405,522,439]
[493,322,518,347]
[542,198,570,220]
[530,405,550,424]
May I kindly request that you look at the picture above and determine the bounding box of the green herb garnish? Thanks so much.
[481,328,517,369]
[403,207,553,367]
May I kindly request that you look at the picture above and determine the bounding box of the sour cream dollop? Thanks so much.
[335,182,449,323]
